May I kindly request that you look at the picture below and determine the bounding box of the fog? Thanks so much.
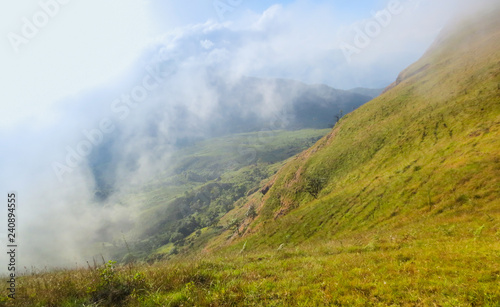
[0,0,498,272]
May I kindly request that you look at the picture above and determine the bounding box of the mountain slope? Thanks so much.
[90,129,330,261]
[348,87,384,98]
[224,5,500,248]
[209,76,372,132]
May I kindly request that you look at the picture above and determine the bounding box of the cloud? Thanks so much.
[200,39,215,50]
[0,0,155,129]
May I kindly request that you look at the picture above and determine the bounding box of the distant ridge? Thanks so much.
[347,87,384,98]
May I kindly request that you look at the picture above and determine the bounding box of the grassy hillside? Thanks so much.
[3,7,500,307]
[227,7,500,249]
[231,6,500,247]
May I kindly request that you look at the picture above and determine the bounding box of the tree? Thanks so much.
[335,109,344,123]
[304,176,326,199]
[246,204,257,219]
[227,218,241,234]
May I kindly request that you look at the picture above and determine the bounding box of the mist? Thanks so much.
[1,0,498,272]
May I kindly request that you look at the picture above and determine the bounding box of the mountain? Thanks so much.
[222,1,500,248]
[87,76,372,200]
[207,76,373,133]
[8,4,500,307]
[347,87,385,98]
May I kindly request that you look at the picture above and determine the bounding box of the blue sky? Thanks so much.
[148,0,388,30]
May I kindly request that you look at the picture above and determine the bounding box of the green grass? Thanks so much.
[4,232,499,306]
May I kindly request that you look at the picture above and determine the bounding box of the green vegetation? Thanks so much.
[5,233,499,306]
[99,129,330,262]
[3,7,500,307]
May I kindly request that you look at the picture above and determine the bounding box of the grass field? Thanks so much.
[4,229,499,306]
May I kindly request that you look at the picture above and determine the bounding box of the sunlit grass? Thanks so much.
[3,231,499,306]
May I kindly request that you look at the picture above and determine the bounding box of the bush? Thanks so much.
[170,232,185,243]
[88,261,131,306]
